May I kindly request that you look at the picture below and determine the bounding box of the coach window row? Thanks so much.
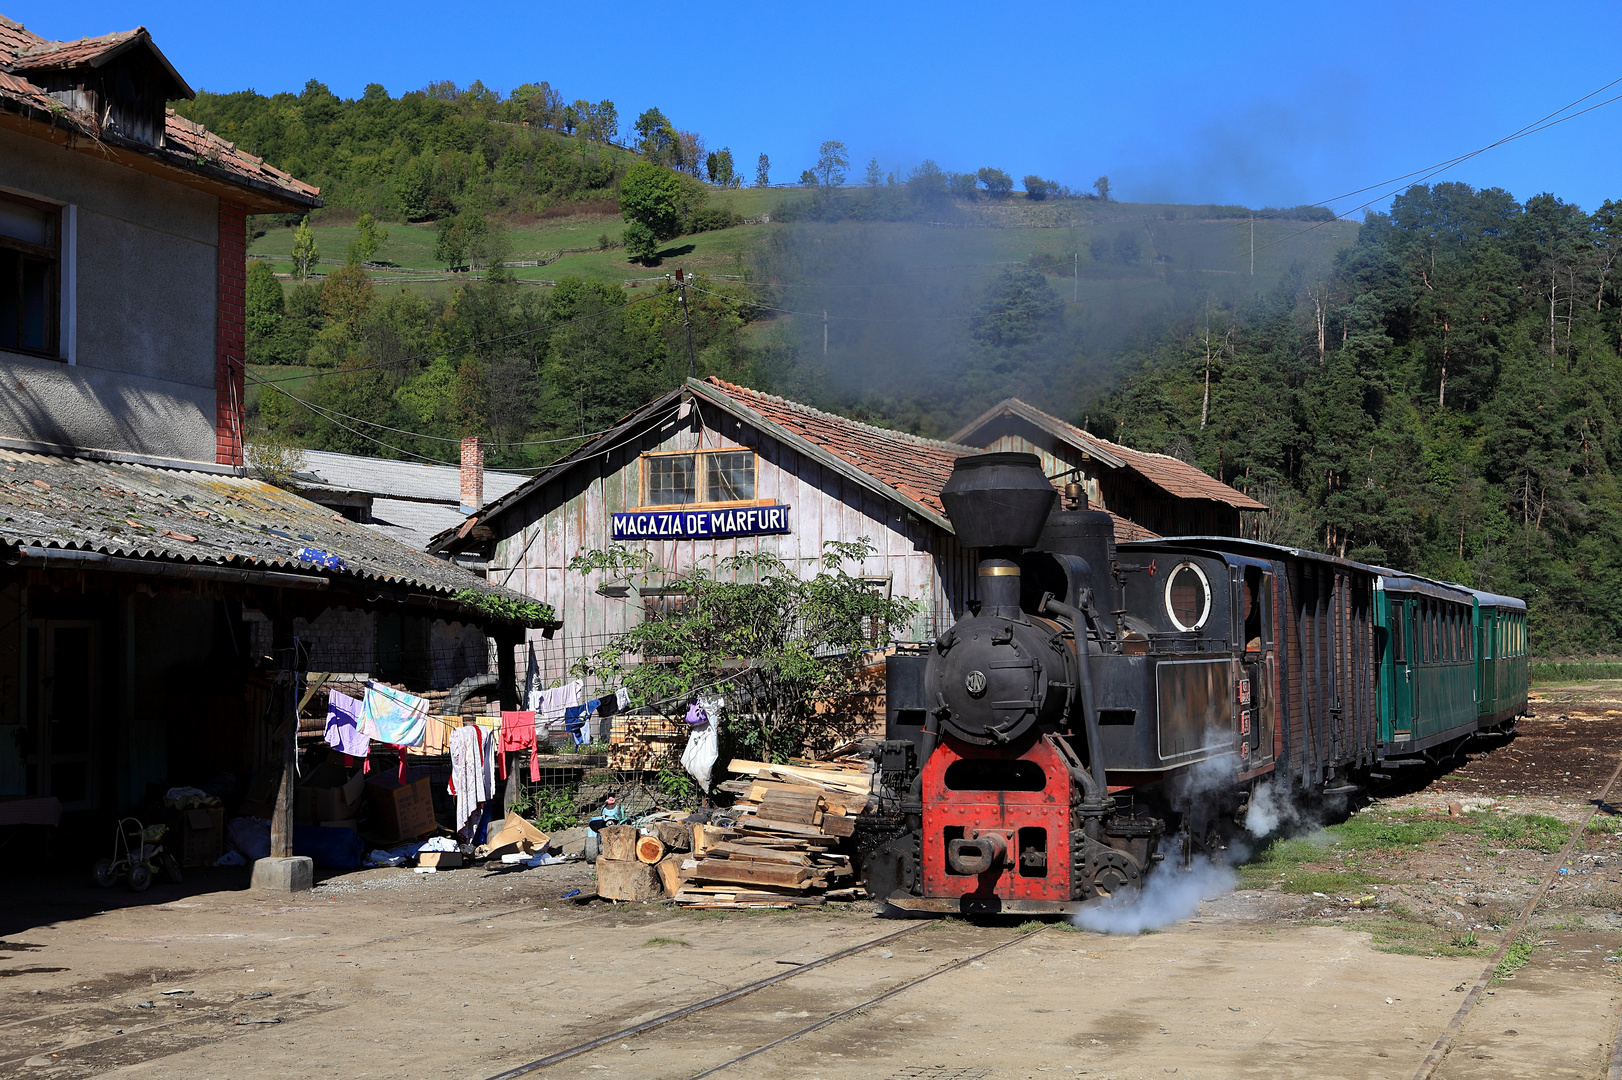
[640,449,758,509]
[1405,598,1474,665]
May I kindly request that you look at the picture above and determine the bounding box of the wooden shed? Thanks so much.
[952,398,1267,537]
[432,378,987,685]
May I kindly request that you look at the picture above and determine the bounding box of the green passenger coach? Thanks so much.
[1471,590,1529,727]
[1376,575,1481,752]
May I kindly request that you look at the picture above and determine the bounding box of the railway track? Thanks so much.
[1409,749,1622,1080]
[480,920,1050,1080]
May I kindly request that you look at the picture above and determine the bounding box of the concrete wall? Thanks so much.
[0,127,220,466]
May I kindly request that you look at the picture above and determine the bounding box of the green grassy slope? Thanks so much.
[248,189,1359,305]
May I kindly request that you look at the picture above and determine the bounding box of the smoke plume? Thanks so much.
[1070,846,1236,936]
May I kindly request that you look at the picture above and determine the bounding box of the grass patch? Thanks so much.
[642,936,691,947]
[1586,816,1620,834]
[1236,809,1573,894]
[1494,935,1535,981]
[1361,907,1494,958]
[1016,920,1048,934]
[1530,661,1622,685]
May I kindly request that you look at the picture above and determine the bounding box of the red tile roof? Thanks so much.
[10,27,144,69]
[702,378,1160,539]
[0,16,317,211]
[704,377,971,517]
[953,398,1268,511]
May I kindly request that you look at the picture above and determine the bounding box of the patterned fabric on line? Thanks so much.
[359,683,429,747]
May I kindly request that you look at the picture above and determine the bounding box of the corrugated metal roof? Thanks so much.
[0,449,528,603]
[288,448,526,506]
[366,498,479,551]
[952,398,1268,511]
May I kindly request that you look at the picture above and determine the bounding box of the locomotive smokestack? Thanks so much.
[940,453,1055,550]
[941,453,1056,618]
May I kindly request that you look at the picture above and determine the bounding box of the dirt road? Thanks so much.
[2,687,1618,1080]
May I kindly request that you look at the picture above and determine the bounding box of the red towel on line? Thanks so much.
[498,711,540,783]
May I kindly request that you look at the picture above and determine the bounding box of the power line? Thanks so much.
[251,289,664,386]
[243,371,640,449]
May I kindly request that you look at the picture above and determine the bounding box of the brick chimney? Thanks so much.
[459,436,484,514]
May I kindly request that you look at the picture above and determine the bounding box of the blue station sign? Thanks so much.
[612,504,791,541]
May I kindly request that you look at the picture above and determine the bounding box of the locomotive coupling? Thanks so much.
[946,829,1011,875]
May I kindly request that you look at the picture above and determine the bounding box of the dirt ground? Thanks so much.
[2,686,1619,1080]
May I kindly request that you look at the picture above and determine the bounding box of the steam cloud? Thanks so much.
[1070,846,1236,936]
[1243,779,1301,837]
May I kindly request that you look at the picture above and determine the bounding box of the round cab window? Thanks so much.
[1165,562,1211,631]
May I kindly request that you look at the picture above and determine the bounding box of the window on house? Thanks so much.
[642,450,757,507]
[0,192,60,358]
[639,588,691,619]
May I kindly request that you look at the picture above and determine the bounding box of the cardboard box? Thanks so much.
[364,775,436,841]
[296,762,366,825]
[482,812,549,859]
[418,850,463,869]
[164,806,224,868]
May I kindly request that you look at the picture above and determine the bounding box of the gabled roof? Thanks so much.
[952,398,1268,511]
[0,15,319,212]
[7,24,193,98]
[695,377,971,519]
[0,448,536,618]
[429,378,1160,552]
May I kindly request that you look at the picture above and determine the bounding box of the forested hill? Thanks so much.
[173,79,643,217]
[1078,183,1622,654]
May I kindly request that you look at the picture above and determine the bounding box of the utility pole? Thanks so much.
[823,309,828,357]
[1249,214,1254,277]
[675,269,696,378]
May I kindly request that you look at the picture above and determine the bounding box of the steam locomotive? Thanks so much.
[864,452,1529,915]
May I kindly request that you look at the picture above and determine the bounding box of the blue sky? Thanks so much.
[9,1,1622,214]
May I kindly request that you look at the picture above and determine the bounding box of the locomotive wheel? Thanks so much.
[1073,833,1143,900]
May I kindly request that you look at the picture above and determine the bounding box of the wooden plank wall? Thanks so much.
[488,401,976,689]
[1278,559,1378,789]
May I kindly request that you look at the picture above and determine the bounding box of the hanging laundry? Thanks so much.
[448,726,489,839]
[614,687,632,711]
[685,700,709,727]
[563,699,600,746]
[324,690,370,758]
[537,680,582,728]
[359,683,429,747]
[396,745,410,784]
[480,722,498,800]
[498,710,541,783]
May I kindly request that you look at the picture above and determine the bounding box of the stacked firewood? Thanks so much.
[669,755,874,909]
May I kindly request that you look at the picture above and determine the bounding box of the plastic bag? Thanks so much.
[681,718,720,791]
[225,817,272,862]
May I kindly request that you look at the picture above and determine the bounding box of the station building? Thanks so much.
[432,378,1268,687]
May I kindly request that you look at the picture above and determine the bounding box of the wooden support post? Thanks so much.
[269,610,296,860]
[496,629,521,816]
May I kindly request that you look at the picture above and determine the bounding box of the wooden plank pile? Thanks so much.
[670,755,874,909]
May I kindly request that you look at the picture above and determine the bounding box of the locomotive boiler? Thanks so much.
[864,451,1529,916]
